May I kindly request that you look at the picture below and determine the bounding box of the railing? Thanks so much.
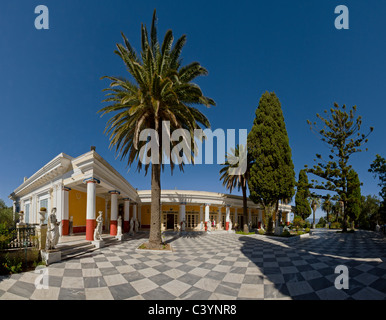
[0,225,37,250]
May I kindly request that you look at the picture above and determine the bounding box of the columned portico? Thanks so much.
[109,190,120,236]
[84,177,100,241]
[123,198,130,232]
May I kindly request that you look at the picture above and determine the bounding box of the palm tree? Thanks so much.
[219,144,252,232]
[309,195,321,228]
[321,194,333,225]
[99,10,215,248]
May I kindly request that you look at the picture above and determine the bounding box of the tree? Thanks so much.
[247,92,296,232]
[369,154,386,224]
[321,194,333,223]
[99,10,215,248]
[306,103,373,232]
[346,168,362,227]
[309,195,321,228]
[219,144,252,232]
[359,195,380,230]
[294,169,311,220]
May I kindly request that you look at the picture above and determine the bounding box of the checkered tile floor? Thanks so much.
[0,229,385,300]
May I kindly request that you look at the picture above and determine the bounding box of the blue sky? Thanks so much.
[1,0,385,221]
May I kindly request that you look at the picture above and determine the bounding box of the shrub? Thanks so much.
[330,222,342,229]
[293,216,304,230]
[304,227,310,233]
[280,230,291,237]
[297,231,304,235]
[1,253,23,275]
[257,229,265,235]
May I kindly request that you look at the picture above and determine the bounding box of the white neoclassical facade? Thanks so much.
[9,148,292,240]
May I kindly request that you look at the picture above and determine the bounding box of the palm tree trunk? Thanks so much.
[242,183,249,233]
[148,163,162,248]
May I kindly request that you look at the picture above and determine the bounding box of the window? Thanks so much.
[186,214,198,228]
[25,203,30,224]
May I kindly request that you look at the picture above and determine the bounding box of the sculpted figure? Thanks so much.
[46,208,60,250]
[93,211,103,241]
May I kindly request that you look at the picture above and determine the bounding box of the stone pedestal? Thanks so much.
[36,225,47,250]
[274,226,283,236]
[41,249,61,265]
[92,240,105,248]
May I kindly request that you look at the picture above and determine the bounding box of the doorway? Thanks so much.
[166,214,175,230]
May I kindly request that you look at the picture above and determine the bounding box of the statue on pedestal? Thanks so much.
[117,216,123,236]
[39,209,47,225]
[93,211,103,241]
[134,219,139,232]
[46,208,60,250]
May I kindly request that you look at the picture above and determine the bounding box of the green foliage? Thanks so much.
[304,227,310,233]
[306,103,373,232]
[294,169,311,220]
[369,154,386,224]
[1,253,22,275]
[292,216,304,230]
[317,217,326,227]
[280,230,291,237]
[257,229,265,235]
[247,92,295,225]
[359,194,381,230]
[330,221,342,229]
[0,200,14,229]
[346,169,362,224]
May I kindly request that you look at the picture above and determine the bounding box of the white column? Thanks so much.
[204,203,210,230]
[109,190,120,236]
[258,209,263,228]
[248,208,252,225]
[133,203,137,221]
[179,202,186,224]
[85,178,99,240]
[199,205,203,230]
[62,187,70,235]
[226,205,230,230]
[123,198,130,232]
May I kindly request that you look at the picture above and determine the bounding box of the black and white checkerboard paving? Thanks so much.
[0,229,385,300]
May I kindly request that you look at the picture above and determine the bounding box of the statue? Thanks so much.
[229,220,233,231]
[181,219,186,232]
[134,219,139,232]
[117,216,122,236]
[39,209,47,225]
[93,211,103,241]
[45,208,60,250]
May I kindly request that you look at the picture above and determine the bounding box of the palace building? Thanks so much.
[8,148,292,241]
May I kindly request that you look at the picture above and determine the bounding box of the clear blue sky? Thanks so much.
[1,1,385,221]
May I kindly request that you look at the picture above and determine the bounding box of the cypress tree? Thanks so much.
[294,169,312,220]
[247,91,296,232]
[346,169,362,227]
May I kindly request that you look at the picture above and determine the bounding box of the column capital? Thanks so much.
[108,190,121,195]
[180,202,187,205]
[204,203,210,206]
[83,177,100,184]
[123,198,131,201]
[225,204,231,207]
[63,186,71,192]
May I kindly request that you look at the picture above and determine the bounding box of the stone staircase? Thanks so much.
[57,235,119,261]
